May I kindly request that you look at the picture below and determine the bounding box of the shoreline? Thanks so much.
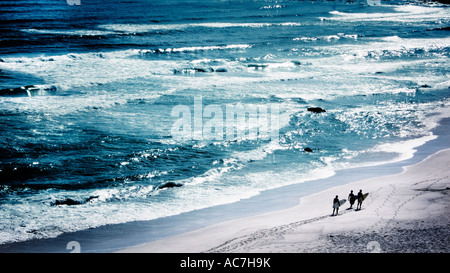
[119,149,450,253]
[118,117,450,253]
[1,118,449,253]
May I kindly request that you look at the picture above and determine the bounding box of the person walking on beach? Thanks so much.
[332,195,340,216]
[348,190,356,209]
[356,189,364,210]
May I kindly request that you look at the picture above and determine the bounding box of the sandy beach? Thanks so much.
[119,148,450,253]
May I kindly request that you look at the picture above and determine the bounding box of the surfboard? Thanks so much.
[360,193,369,201]
[332,199,346,209]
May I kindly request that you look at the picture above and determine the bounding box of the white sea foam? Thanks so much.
[327,5,450,22]
[98,22,302,33]
[147,44,252,53]
[0,45,253,93]
[0,50,165,89]
[260,4,284,10]
[21,28,118,36]
[293,33,357,42]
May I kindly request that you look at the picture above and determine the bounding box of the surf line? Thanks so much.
[171,96,280,143]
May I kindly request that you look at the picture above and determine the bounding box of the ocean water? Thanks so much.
[0,0,449,245]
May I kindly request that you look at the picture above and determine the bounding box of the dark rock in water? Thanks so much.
[215,68,228,72]
[52,198,83,206]
[85,196,99,202]
[304,147,313,153]
[429,1,450,7]
[0,86,32,97]
[420,84,431,88]
[51,196,98,206]
[291,61,312,66]
[194,67,214,73]
[158,182,183,190]
[307,107,326,113]
[247,64,268,70]
[428,26,450,32]
[0,85,57,97]
[291,60,311,66]
[173,67,214,74]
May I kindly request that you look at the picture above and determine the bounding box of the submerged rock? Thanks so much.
[307,107,326,113]
[158,182,183,190]
[247,64,268,70]
[215,68,228,72]
[0,86,35,97]
[173,67,215,74]
[291,61,312,66]
[51,196,98,206]
[0,85,56,97]
[52,198,81,206]
[193,67,214,73]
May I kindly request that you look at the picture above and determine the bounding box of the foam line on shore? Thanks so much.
[120,147,450,253]
[117,118,450,253]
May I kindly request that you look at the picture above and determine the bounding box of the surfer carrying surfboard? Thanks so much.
[332,195,340,216]
[357,189,364,210]
[348,190,356,209]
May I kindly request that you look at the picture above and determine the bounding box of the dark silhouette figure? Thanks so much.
[332,195,340,216]
[348,190,355,209]
[357,189,364,210]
